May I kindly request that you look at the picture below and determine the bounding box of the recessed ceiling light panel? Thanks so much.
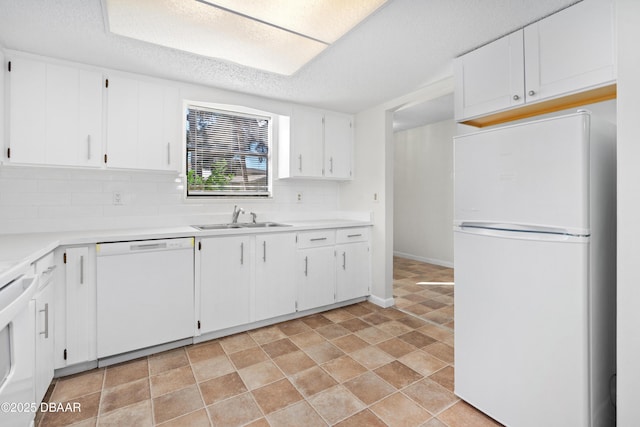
[104,0,386,75]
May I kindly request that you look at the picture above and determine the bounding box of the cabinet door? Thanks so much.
[323,113,353,179]
[255,233,297,321]
[46,65,103,167]
[454,31,525,121]
[8,57,47,164]
[297,246,335,311]
[524,0,615,103]
[336,242,370,302]
[35,282,55,403]
[64,247,96,366]
[199,236,253,333]
[290,106,324,178]
[106,75,139,169]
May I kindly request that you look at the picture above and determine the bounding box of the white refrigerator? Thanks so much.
[453,111,616,427]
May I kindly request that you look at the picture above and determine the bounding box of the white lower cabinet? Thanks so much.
[34,281,54,403]
[297,246,336,311]
[54,246,97,369]
[198,235,253,334]
[336,228,371,302]
[255,233,297,321]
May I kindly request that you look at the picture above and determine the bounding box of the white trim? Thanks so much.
[367,294,395,308]
[393,251,454,268]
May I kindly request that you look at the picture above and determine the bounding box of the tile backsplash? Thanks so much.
[0,166,343,234]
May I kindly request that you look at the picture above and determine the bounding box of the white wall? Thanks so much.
[393,119,454,267]
[0,52,346,234]
[616,0,640,424]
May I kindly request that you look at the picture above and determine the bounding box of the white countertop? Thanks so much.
[0,219,372,286]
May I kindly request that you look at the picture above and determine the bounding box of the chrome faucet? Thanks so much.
[231,205,244,223]
[250,212,257,224]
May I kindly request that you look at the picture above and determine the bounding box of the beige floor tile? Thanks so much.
[399,350,448,377]
[100,378,150,415]
[300,314,333,329]
[185,340,225,364]
[251,378,303,414]
[228,346,269,370]
[338,318,371,332]
[152,384,204,424]
[370,392,432,427]
[418,324,454,342]
[207,392,263,427]
[437,401,502,427]
[354,326,392,345]
[277,319,312,336]
[156,409,210,427]
[321,355,367,383]
[51,369,104,402]
[334,409,387,427]
[332,334,370,353]
[304,341,345,364]
[315,323,351,340]
[289,366,338,398]
[399,331,438,348]
[238,360,284,390]
[308,385,365,425]
[41,392,100,427]
[266,401,327,427]
[376,320,415,337]
[198,372,247,405]
[343,304,374,317]
[404,378,459,415]
[374,361,423,389]
[361,312,392,325]
[273,350,317,376]
[150,365,196,397]
[245,418,271,427]
[190,354,235,382]
[288,330,326,349]
[423,342,455,364]
[429,366,455,392]
[249,325,288,344]
[103,358,149,389]
[350,345,394,370]
[96,399,152,427]
[343,371,395,405]
[261,337,299,358]
[376,337,417,358]
[148,348,189,376]
[322,309,355,323]
[219,332,257,353]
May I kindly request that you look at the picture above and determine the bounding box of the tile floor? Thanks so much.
[38,257,502,427]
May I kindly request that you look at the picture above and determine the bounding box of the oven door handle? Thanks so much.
[0,275,39,329]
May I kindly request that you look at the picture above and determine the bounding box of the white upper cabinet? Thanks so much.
[455,0,616,124]
[523,0,616,104]
[323,112,353,179]
[279,106,353,180]
[106,75,180,171]
[8,57,103,166]
[454,31,524,121]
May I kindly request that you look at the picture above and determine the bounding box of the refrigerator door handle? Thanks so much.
[455,224,588,243]
[456,221,587,236]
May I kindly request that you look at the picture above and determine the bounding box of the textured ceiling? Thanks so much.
[0,0,579,114]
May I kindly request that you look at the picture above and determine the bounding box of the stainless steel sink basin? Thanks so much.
[242,222,291,228]
[192,222,290,231]
[192,223,245,231]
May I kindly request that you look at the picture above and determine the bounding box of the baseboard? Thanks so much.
[368,294,395,308]
[393,251,454,268]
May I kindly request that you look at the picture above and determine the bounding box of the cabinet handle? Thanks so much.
[80,255,84,285]
[39,303,49,339]
[87,135,91,160]
[528,90,536,96]
[298,154,302,172]
[342,252,346,270]
[263,241,266,262]
[304,256,308,276]
[167,143,171,165]
[240,242,244,265]
[347,234,362,238]
[513,95,520,101]
[310,237,327,242]
[330,157,334,174]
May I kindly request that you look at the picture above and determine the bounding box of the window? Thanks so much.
[186,104,271,197]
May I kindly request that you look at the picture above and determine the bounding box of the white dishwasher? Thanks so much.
[96,238,194,359]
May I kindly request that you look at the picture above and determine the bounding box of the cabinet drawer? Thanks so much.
[297,230,336,249]
[336,228,369,244]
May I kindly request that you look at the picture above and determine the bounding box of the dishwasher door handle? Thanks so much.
[130,243,167,251]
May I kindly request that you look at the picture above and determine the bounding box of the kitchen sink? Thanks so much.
[242,222,291,228]
[191,223,245,231]
[192,222,291,231]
